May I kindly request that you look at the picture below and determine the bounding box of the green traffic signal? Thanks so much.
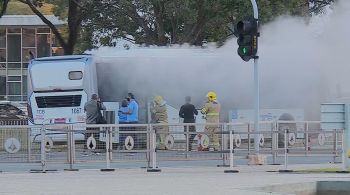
[238,46,250,56]
[234,16,258,62]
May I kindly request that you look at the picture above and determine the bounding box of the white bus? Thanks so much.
[28,55,97,141]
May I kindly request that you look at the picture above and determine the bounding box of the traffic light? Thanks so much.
[234,17,258,62]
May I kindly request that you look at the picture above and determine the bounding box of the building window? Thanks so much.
[7,68,21,75]
[22,75,27,96]
[8,82,21,95]
[37,28,50,33]
[8,63,21,69]
[37,34,51,57]
[23,28,35,47]
[7,28,21,33]
[0,28,5,48]
[0,49,5,62]
[7,34,21,62]
[8,76,21,81]
[0,75,6,96]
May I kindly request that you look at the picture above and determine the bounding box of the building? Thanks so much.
[0,15,65,102]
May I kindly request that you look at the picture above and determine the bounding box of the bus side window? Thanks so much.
[69,71,83,80]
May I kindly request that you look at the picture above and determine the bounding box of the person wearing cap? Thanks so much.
[151,95,169,150]
[201,91,221,151]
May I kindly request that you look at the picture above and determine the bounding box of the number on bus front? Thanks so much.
[37,110,45,115]
[72,108,82,114]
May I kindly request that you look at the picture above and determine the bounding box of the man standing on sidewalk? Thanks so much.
[179,96,198,150]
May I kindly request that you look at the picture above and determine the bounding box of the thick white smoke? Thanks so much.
[90,0,350,121]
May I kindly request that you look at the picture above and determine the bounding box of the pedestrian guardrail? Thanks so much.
[0,121,344,172]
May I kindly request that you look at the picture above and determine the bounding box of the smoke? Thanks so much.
[90,0,350,122]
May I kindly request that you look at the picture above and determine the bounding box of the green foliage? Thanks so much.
[1,0,335,52]
[4,0,53,15]
[79,0,311,50]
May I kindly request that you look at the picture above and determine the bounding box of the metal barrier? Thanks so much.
[0,125,41,163]
[0,121,344,172]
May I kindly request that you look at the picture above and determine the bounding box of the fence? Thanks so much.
[0,121,344,172]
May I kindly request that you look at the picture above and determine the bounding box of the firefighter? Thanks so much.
[151,96,169,150]
[201,91,221,150]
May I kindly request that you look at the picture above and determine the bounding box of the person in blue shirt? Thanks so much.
[121,92,141,149]
[124,92,139,123]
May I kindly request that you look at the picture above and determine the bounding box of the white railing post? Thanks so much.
[64,124,78,171]
[279,128,293,172]
[40,126,46,172]
[342,130,346,171]
[101,127,115,172]
[147,125,161,172]
[224,130,239,173]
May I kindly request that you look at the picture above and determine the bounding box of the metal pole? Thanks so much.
[224,130,239,173]
[147,127,161,172]
[342,130,346,171]
[272,122,277,164]
[333,129,337,163]
[101,127,115,172]
[152,130,156,169]
[229,130,234,169]
[305,122,309,155]
[284,129,288,170]
[186,124,189,159]
[248,0,260,153]
[248,123,251,154]
[254,59,260,153]
[40,126,46,172]
[27,127,31,162]
[109,127,113,161]
[106,128,110,169]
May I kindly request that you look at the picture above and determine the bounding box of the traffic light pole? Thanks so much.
[250,0,260,153]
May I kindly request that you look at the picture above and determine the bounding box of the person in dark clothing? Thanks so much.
[179,96,198,150]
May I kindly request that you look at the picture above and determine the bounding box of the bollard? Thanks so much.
[279,129,293,173]
[224,130,239,173]
[147,128,161,172]
[101,127,115,172]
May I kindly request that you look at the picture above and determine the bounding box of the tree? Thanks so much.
[81,0,313,50]
[0,0,91,55]
[310,0,335,14]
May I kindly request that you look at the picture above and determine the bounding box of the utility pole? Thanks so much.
[235,0,260,153]
[251,0,260,153]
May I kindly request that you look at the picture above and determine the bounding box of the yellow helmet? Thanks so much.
[154,95,164,105]
[206,91,217,101]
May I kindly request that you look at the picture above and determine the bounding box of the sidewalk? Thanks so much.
[0,164,349,195]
